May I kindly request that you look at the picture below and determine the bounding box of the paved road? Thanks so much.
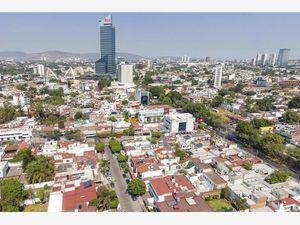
[104,139,144,212]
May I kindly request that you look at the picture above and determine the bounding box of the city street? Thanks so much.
[104,139,144,212]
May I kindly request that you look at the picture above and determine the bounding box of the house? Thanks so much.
[148,175,195,202]
[269,197,300,212]
[202,172,227,190]
[155,192,212,212]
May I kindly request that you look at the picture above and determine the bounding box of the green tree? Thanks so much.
[98,79,111,91]
[89,187,118,211]
[127,179,146,196]
[242,162,253,170]
[152,131,161,139]
[95,142,105,153]
[47,130,62,140]
[233,197,250,211]
[250,118,274,129]
[109,116,117,122]
[0,105,17,124]
[25,155,55,184]
[175,148,187,160]
[0,179,27,212]
[117,154,128,163]
[282,110,300,124]
[10,148,35,170]
[109,138,122,154]
[149,86,165,99]
[99,159,110,176]
[288,96,300,109]
[265,170,291,184]
[211,95,224,108]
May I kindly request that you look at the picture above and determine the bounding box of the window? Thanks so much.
[178,122,187,132]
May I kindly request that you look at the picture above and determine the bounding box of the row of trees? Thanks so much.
[89,187,119,211]
[236,119,284,157]
[109,138,122,154]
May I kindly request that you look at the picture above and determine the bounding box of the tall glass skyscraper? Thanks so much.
[277,48,291,67]
[95,15,116,75]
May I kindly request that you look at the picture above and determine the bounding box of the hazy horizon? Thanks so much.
[0,13,300,59]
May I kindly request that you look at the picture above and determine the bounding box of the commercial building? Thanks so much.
[138,107,165,123]
[268,53,277,67]
[95,15,116,75]
[117,64,133,83]
[0,117,35,141]
[135,88,150,105]
[277,48,291,67]
[163,112,195,133]
[213,66,223,89]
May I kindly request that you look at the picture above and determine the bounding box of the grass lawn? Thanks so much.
[24,203,48,212]
[208,199,233,212]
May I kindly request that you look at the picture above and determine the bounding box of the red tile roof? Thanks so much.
[62,181,97,212]
[149,175,195,196]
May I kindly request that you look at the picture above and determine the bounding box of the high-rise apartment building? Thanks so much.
[277,48,291,67]
[268,53,277,67]
[213,66,223,89]
[33,64,45,76]
[95,15,116,75]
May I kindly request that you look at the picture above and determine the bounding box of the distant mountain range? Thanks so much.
[0,51,147,61]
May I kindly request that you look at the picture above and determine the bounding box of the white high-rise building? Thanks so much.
[33,64,45,76]
[255,54,262,66]
[181,55,190,63]
[268,53,277,67]
[146,60,153,70]
[261,54,268,66]
[213,66,223,89]
[117,64,133,83]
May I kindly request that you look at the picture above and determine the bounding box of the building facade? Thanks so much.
[95,15,116,75]
[117,64,133,83]
[277,48,291,67]
[213,66,223,89]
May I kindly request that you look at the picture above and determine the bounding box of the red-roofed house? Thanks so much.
[269,197,300,212]
[155,192,212,212]
[148,175,195,202]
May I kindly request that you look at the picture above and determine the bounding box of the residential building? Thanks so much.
[33,64,45,76]
[213,66,222,89]
[277,48,291,67]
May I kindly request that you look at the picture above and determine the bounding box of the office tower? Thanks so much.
[117,64,133,83]
[205,56,211,63]
[277,48,291,67]
[261,54,268,66]
[213,66,223,89]
[33,64,45,76]
[136,89,150,105]
[268,53,277,67]
[95,15,116,75]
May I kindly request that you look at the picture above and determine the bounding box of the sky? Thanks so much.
[0,13,299,59]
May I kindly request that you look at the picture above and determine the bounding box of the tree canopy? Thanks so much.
[127,179,146,196]
[0,179,27,212]
[265,170,291,184]
[282,110,300,125]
